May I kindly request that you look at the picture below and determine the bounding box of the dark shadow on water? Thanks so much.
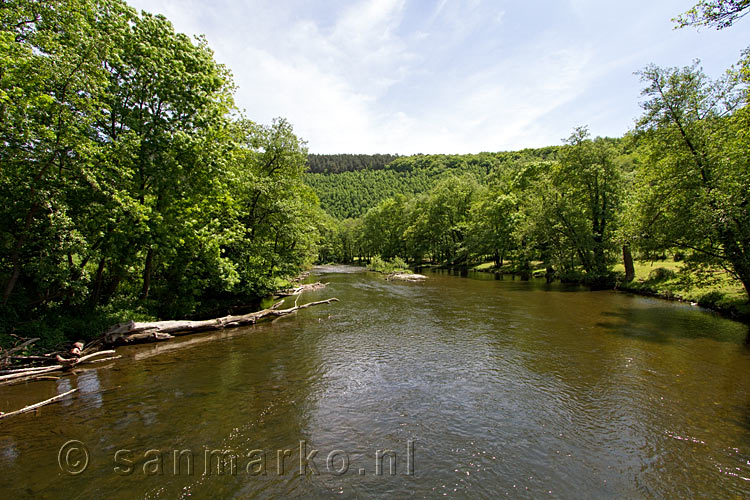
[595,307,748,344]
[427,269,589,292]
[728,397,750,434]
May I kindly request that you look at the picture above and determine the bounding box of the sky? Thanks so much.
[126,0,749,154]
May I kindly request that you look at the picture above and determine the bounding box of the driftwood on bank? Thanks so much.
[0,292,339,387]
[0,388,78,420]
[0,350,118,385]
[104,297,339,345]
[275,281,328,297]
[0,338,40,368]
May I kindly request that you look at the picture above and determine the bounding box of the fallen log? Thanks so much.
[0,350,118,385]
[0,365,63,383]
[69,350,116,364]
[0,296,340,387]
[0,365,59,376]
[105,297,339,345]
[276,281,328,297]
[0,388,78,420]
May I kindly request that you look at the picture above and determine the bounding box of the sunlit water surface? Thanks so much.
[1,267,749,498]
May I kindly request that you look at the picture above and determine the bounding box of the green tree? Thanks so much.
[467,188,517,267]
[0,0,323,344]
[221,118,319,298]
[674,0,749,29]
[0,0,130,306]
[95,10,235,301]
[404,175,479,265]
[518,130,623,281]
[626,62,750,299]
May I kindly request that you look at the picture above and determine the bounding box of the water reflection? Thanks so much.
[56,377,74,407]
[76,370,103,409]
[0,269,748,498]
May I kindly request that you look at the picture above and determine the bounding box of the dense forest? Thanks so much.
[306,148,559,218]
[0,0,319,346]
[306,153,399,173]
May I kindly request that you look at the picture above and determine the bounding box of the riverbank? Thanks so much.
[612,261,750,322]
[470,258,750,323]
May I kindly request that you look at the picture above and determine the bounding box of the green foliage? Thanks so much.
[0,0,322,345]
[511,130,624,281]
[306,169,434,219]
[624,61,750,299]
[305,149,559,219]
[306,153,399,173]
[648,267,678,281]
[674,0,750,29]
[367,256,408,274]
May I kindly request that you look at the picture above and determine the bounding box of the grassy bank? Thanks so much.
[613,260,750,322]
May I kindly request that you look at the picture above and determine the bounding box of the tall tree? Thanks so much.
[0,0,131,305]
[519,129,622,280]
[626,62,750,299]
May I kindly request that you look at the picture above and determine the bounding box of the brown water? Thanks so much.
[1,266,750,499]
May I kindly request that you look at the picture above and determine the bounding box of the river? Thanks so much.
[1,266,749,498]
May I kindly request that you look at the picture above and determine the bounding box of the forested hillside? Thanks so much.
[306,153,399,173]
[306,148,559,218]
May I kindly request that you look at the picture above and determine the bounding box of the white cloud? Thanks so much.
[125,0,750,153]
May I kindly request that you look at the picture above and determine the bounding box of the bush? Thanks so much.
[367,256,409,274]
[558,270,586,283]
[647,267,677,281]
[696,290,726,308]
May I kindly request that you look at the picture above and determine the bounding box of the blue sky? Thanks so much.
[127,0,749,154]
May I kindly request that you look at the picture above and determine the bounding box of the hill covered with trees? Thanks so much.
[306,148,559,218]
[306,153,399,173]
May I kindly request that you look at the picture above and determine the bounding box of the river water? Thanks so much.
[1,266,749,499]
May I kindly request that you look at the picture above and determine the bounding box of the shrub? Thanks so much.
[367,256,409,274]
[648,267,677,281]
[697,290,726,308]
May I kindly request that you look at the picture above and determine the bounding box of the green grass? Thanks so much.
[612,259,683,281]
[470,260,546,274]
[615,259,749,321]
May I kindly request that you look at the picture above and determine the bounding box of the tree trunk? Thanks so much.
[90,258,106,306]
[104,297,339,345]
[622,244,635,282]
[2,204,40,304]
[141,248,154,299]
[737,269,750,303]
[592,240,607,276]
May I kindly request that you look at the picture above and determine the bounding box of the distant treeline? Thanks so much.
[306,154,400,173]
[306,148,560,218]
